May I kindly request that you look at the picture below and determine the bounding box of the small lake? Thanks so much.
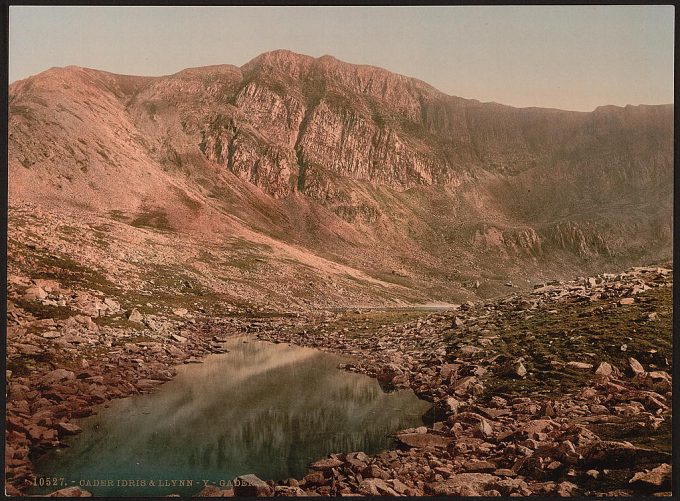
[31,338,430,496]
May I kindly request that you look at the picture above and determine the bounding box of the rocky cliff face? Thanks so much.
[8,50,673,303]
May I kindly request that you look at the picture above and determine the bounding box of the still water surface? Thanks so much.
[32,338,430,496]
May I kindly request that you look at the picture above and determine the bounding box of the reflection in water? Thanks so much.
[32,338,430,496]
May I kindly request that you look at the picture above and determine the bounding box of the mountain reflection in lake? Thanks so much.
[32,338,431,496]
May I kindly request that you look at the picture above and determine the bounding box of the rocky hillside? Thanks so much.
[8,50,673,305]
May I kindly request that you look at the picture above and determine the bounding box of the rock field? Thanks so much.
[5,265,672,496]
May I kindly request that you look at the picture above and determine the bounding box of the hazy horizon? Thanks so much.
[9,5,674,112]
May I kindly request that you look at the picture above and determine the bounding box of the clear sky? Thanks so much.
[9,5,674,111]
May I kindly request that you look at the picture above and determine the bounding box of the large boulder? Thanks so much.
[309,457,343,470]
[395,432,451,449]
[629,463,671,487]
[233,474,272,496]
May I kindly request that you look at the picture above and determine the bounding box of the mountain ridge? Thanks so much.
[13,49,672,112]
[8,49,673,306]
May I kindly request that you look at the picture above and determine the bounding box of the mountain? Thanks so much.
[7,49,673,308]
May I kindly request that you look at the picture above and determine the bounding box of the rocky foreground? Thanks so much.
[5,265,673,497]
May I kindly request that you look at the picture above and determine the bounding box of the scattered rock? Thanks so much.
[233,474,272,497]
[629,357,646,376]
[56,422,82,436]
[310,457,343,470]
[43,369,75,384]
[23,286,48,300]
[566,361,593,370]
[595,362,613,377]
[127,309,143,323]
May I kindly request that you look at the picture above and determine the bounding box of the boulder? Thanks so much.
[56,422,82,436]
[595,362,613,377]
[233,474,272,496]
[583,441,670,466]
[196,485,234,497]
[302,471,326,486]
[43,369,75,384]
[445,396,461,415]
[462,460,496,473]
[359,478,398,496]
[426,473,497,496]
[23,286,48,301]
[566,361,593,370]
[440,363,461,379]
[629,357,645,376]
[15,343,42,355]
[395,433,451,449]
[521,419,554,437]
[556,481,578,496]
[629,463,671,487]
[500,359,527,378]
[103,298,121,311]
[127,309,143,323]
[273,486,304,496]
[475,419,494,438]
[310,457,343,470]
[48,487,92,497]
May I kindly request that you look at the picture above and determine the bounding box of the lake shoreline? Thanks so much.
[6,266,673,497]
[27,338,430,497]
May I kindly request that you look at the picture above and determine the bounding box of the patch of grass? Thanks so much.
[227,255,261,272]
[33,252,116,293]
[130,208,175,232]
[474,285,673,400]
[369,271,415,288]
[9,104,35,121]
[7,353,54,377]
[133,264,241,315]
[112,333,158,345]
[58,225,79,236]
[11,241,122,303]
[292,310,429,340]
[109,210,128,222]
[94,314,145,331]
[144,101,157,119]
[172,186,203,212]
[13,296,76,321]
[224,237,273,253]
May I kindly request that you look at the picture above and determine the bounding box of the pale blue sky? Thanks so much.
[9,5,674,111]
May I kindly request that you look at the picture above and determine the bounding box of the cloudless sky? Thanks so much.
[9,5,674,111]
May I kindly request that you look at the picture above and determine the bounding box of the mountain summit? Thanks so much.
[8,50,673,305]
